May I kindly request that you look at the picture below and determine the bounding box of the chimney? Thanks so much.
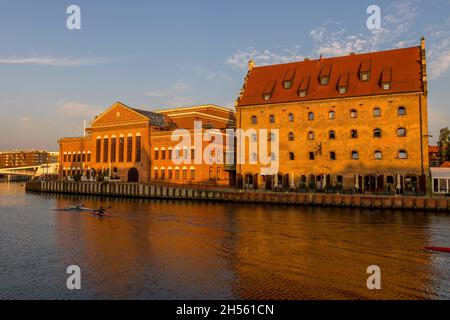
[248,59,255,71]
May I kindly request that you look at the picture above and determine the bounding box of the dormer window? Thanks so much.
[338,73,349,94]
[298,76,310,98]
[359,59,371,81]
[360,72,370,81]
[381,67,392,91]
[319,63,332,86]
[263,80,276,101]
[283,80,292,89]
[283,69,296,89]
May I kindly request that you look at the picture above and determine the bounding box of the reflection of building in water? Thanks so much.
[52,195,437,299]
[54,198,237,299]
[58,102,236,185]
[223,206,436,299]
[235,39,429,194]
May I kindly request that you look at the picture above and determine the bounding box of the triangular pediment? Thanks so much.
[90,102,149,127]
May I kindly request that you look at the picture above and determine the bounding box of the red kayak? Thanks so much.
[424,246,450,253]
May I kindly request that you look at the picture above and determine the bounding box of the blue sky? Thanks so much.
[0,0,449,150]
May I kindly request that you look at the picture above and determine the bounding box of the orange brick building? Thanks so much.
[235,39,429,194]
[58,103,236,185]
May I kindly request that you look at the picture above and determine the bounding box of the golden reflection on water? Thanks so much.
[47,193,450,300]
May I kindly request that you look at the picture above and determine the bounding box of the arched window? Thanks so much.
[251,115,258,124]
[374,151,383,160]
[373,128,382,138]
[397,127,406,137]
[308,112,315,121]
[350,109,358,118]
[154,148,159,160]
[399,150,408,159]
[269,115,275,123]
[351,151,359,160]
[329,131,336,139]
[126,134,133,162]
[288,132,295,141]
[351,130,358,139]
[308,131,315,140]
[289,152,295,161]
[309,152,315,160]
[190,168,196,180]
[373,108,381,117]
[153,168,159,179]
[288,113,294,122]
[398,106,406,116]
[330,151,336,160]
[329,111,336,119]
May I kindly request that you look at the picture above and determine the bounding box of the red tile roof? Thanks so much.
[429,146,439,153]
[441,161,450,168]
[237,46,424,107]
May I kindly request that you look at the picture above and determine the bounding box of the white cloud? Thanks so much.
[57,101,103,119]
[226,1,423,68]
[227,47,305,69]
[0,56,112,67]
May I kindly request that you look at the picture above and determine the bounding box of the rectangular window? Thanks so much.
[103,139,109,163]
[119,137,124,162]
[127,137,133,162]
[63,154,67,162]
[135,136,141,162]
[433,179,439,193]
[96,139,101,163]
[111,138,117,162]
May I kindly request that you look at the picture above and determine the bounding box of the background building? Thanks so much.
[235,39,429,194]
[58,102,236,185]
[429,145,440,167]
[0,150,56,169]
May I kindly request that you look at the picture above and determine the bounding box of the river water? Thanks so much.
[0,182,449,300]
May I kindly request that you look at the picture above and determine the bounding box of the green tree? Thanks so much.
[438,127,450,164]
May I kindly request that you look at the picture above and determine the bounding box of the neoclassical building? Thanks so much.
[235,39,429,193]
[58,102,236,185]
